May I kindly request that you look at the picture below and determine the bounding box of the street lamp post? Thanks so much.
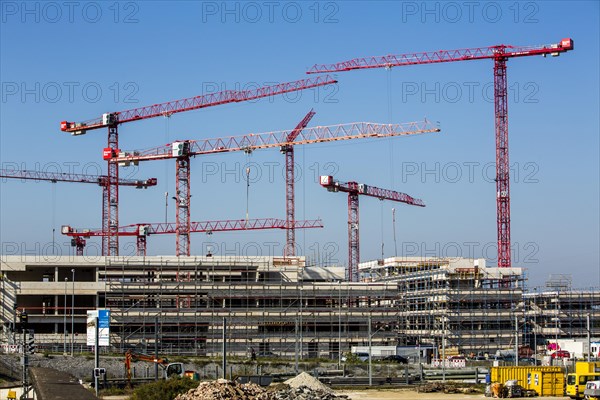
[368,315,372,386]
[533,289,538,364]
[71,269,75,356]
[64,277,67,355]
[338,282,342,368]
[299,287,303,361]
[368,315,390,386]
[442,317,446,382]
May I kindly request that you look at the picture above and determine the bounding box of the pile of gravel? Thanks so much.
[174,377,346,400]
[284,372,333,394]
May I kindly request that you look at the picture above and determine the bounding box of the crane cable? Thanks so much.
[380,199,385,261]
[164,115,171,223]
[392,208,398,257]
[387,68,395,188]
[51,183,56,254]
[245,151,252,228]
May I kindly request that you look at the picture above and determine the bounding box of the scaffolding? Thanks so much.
[2,256,600,358]
[101,256,400,356]
[360,257,525,355]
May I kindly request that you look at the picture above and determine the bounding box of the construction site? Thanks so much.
[1,37,596,357]
[2,253,600,359]
[1,6,599,395]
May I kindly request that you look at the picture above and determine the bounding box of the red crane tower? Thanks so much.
[0,168,157,251]
[62,218,323,256]
[60,75,337,256]
[281,109,316,257]
[308,38,574,268]
[319,175,425,282]
[113,119,440,256]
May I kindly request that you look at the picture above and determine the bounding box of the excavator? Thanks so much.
[124,350,198,383]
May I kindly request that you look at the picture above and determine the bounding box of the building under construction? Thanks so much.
[0,255,399,357]
[1,255,599,358]
[359,257,524,355]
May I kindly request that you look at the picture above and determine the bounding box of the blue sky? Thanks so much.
[0,1,598,288]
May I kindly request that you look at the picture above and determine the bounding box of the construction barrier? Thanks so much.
[431,358,466,368]
[0,345,21,354]
[491,366,565,397]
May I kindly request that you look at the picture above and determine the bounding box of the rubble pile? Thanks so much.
[417,382,481,394]
[175,375,347,400]
[417,382,459,393]
[175,379,264,400]
[269,385,347,400]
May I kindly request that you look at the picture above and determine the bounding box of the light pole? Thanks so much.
[368,315,389,386]
[64,277,67,355]
[533,288,537,364]
[368,315,372,386]
[299,287,303,361]
[555,290,559,358]
[71,268,75,356]
[338,282,342,368]
[442,317,446,382]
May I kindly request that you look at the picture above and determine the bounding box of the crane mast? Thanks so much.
[308,38,573,268]
[281,110,316,257]
[319,175,425,281]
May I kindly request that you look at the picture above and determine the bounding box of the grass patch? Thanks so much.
[130,377,200,400]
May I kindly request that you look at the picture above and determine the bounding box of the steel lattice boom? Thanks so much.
[307,39,573,73]
[115,120,439,163]
[308,38,573,269]
[61,218,323,256]
[60,76,337,256]
[319,175,425,282]
[0,168,156,188]
[1,168,157,253]
[60,76,336,133]
[112,119,439,255]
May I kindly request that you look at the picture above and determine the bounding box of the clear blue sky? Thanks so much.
[1,1,598,288]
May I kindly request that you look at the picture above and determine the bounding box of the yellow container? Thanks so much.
[576,362,600,374]
[491,366,565,397]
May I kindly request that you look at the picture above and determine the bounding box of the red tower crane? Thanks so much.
[60,75,337,256]
[0,168,157,251]
[308,38,574,268]
[113,119,439,256]
[62,218,323,256]
[281,109,316,257]
[319,175,425,282]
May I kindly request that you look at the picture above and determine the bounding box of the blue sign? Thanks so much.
[98,310,110,329]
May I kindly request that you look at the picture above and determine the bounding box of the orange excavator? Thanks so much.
[124,350,197,382]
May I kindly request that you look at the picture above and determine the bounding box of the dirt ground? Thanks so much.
[98,388,573,400]
[336,389,572,400]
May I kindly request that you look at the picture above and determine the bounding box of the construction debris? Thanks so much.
[174,379,263,400]
[416,382,481,394]
[174,377,346,400]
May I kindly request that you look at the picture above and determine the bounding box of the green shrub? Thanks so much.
[131,377,200,400]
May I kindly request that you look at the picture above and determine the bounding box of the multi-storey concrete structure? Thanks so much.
[359,257,524,355]
[2,255,599,358]
[0,255,399,357]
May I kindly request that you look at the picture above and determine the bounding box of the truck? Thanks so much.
[350,346,397,358]
[124,350,197,383]
[584,380,600,400]
[566,362,600,399]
